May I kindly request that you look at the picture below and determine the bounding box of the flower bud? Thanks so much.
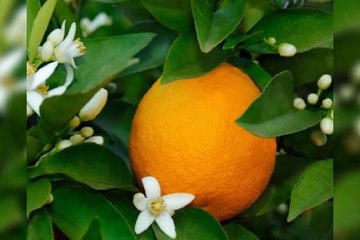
[47,28,65,46]
[40,41,54,61]
[310,130,327,146]
[317,74,332,90]
[293,97,306,110]
[320,117,334,135]
[278,43,297,57]
[307,93,319,105]
[81,126,94,138]
[322,98,333,109]
[268,37,277,45]
[57,139,72,150]
[85,136,104,145]
[70,134,85,144]
[79,88,108,121]
[69,116,80,129]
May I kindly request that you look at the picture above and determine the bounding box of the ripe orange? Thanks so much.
[129,63,276,221]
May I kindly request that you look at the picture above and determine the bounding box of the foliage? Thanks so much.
[26,0,333,239]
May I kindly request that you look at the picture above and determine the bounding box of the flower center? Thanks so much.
[37,84,49,96]
[27,62,36,77]
[148,198,166,216]
[75,38,86,54]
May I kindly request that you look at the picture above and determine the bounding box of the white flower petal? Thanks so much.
[142,176,161,199]
[47,86,67,96]
[27,91,44,116]
[163,193,195,211]
[155,212,176,239]
[134,210,155,234]
[133,193,148,211]
[31,61,58,89]
[63,64,74,87]
[58,22,76,51]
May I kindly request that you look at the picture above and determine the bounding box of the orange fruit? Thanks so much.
[129,63,276,221]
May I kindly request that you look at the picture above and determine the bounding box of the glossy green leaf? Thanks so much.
[27,178,52,217]
[229,57,271,90]
[121,22,177,77]
[161,33,230,83]
[242,155,312,217]
[223,32,261,50]
[90,0,127,2]
[30,143,136,191]
[223,222,259,240]
[237,71,323,137]
[50,187,136,240]
[249,9,332,53]
[141,0,193,32]
[334,171,360,235]
[81,218,102,240]
[259,48,333,86]
[288,159,333,222]
[192,0,246,53]
[27,209,54,240]
[40,33,155,130]
[28,0,58,62]
[27,0,41,45]
[240,0,271,33]
[153,208,228,240]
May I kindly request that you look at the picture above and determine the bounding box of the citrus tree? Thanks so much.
[27,0,333,239]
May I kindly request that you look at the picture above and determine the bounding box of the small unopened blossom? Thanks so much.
[320,117,334,135]
[56,139,73,150]
[268,37,277,45]
[322,98,333,109]
[278,43,297,57]
[293,97,306,110]
[307,93,319,105]
[81,12,113,37]
[317,74,332,90]
[69,116,81,128]
[79,88,108,121]
[310,130,327,146]
[133,176,195,239]
[81,126,94,138]
[69,134,85,144]
[84,136,104,145]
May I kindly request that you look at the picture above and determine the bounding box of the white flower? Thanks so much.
[54,22,86,68]
[320,117,334,135]
[307,93,319,105]
[293,97,306,110]
[278,43,297,57]
[79,88,108,121]
[133,176,195,239]
[81,12,113,37]
[27,62,74,115]
[47,21,66,46]
[317,74,332,90]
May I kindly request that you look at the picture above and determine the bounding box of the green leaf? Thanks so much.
[192,0,246,53]
[49,187,136,240]
[249,9,333,53]
[334,171,360,235]
[152,208,228,240]
[259,48,333,86]
[242,155,312,217]
[0,194,21,232]
[121,22,178,77]
[223,222,259,240]
[141,0,193,32]
[27,178,52,217]
[40,33,155,130]
[240,0,271,33]
[287,159,333,222]
[81,218,102,240]
[229,57,271,90]
[29,143,136,191]
[161,33,230,83]
[27,209,54,240]
[27,0,41,45]
[237,71,323,137]
[28,0,58,62]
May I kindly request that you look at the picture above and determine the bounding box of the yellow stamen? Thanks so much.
[27,62,36,77]
[75,38,86,54]
[148,198,166,216]
[37,84,49,96]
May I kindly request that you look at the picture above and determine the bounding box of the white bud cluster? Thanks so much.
[80,13,113,37]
